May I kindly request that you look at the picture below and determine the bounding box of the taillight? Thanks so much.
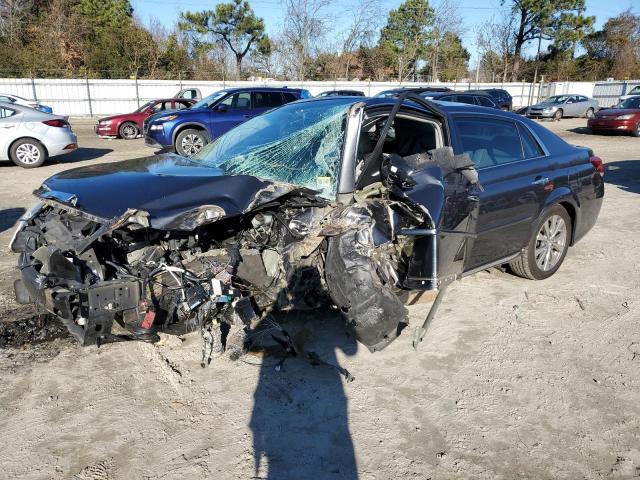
[43,119,68,128]
[590,155,604,177]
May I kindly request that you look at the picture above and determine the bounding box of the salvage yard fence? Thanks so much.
[0,77,598,117]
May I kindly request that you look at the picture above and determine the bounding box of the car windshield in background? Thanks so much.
[190,98,353,198]
[191,90,228,109]
[544,95,569,104]
[134,101,154,113]
[618,97,640,109]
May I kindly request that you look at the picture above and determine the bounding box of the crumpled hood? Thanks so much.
[36,154,283,229]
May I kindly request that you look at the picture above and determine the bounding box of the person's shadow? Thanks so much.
[248,309,359,479]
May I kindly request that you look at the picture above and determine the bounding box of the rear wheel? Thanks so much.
[118,122,139,139]
[632,123,640,138]
[509,205,572,280]
[10,138,47,168]
[176,129,208,157]
[553,109,563,121]
[585,107,595,119]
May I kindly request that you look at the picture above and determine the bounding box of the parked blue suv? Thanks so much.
[144,87,310,157]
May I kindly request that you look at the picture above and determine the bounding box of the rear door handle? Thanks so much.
[532,177,550,185]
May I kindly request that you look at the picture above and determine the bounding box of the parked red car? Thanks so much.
[588,96,640,137]
[95,98,195,139]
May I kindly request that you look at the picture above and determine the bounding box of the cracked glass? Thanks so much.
[190,98,354,198]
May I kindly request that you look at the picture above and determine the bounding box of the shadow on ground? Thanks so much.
[0,207,25,234]
[56,147,114,163]
[606,160,640,194]
[249,311,359,479]
[567,126,594,135]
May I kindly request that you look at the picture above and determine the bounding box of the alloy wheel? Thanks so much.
[181,134,204,156]
[586,108,594,118]
[121,124,137,139]
[15,143,41,165]
[535,214,567,271]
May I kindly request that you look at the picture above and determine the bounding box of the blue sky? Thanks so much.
[132,0,639,62]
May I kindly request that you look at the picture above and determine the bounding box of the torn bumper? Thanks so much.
[15,252,140,345]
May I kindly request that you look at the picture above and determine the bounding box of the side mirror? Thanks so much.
[216,103,228,113]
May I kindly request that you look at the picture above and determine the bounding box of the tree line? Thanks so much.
[0,0,638,81]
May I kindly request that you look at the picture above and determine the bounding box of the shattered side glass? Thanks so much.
[191,99,354,198]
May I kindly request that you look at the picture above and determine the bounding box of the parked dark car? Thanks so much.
[587,96,640,137]
[375,86,451,98]
[466,88,513,110]
[420,90,499,109]
[95,98,195,139]
[12,94,603,359]
[317,90,365,97]
[144,87,310,157]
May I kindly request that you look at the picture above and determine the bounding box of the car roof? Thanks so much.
[220,86,303,93]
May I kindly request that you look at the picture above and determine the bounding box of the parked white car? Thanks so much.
[0,93,53,113]
[0,102,77,168]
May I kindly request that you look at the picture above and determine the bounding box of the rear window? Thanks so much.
[455,117,524,168]
[0,107,16,118]
[253,92,286,109]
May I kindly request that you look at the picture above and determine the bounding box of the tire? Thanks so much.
[325,230,408,352]
[10,138,47,168]
[175,129,209,157]
[553,109,563,121]
[585,107,595,119]
[632,123,640,138]
[509,205,572,280]
[118,122,139,140]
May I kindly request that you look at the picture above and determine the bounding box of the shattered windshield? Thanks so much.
[190,98,353,198]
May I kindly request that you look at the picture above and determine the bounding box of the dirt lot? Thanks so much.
[0,117,639,480]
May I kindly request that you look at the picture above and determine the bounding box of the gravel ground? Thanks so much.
[0,117,639,480]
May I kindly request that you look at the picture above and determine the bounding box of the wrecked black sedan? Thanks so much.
[11,94,604,359]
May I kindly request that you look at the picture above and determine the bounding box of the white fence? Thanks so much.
[0,77,597,116]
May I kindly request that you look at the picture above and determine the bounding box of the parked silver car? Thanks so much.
[527,95,600,120]
[0,102,77,168]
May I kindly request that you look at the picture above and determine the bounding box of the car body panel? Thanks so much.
[95,99,195,137]
[527,95,599,118]
[0,103,77,161]
[144,88,305,151]
[12,96,603,353]
[588,99,640,133]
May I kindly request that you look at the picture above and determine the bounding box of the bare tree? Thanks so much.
[280,0,332,80]
[0,0,31,45]
[430,0,463,81]
[476,10,516,82]
[339,0,382,79]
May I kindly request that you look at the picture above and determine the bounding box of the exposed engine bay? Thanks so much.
[12,95,481,363]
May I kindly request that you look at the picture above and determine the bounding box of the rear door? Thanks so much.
[252,91,287,116]
[564,96,582,116]
[452,115,553,270]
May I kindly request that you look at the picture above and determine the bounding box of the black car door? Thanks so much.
[452,114,553,270]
